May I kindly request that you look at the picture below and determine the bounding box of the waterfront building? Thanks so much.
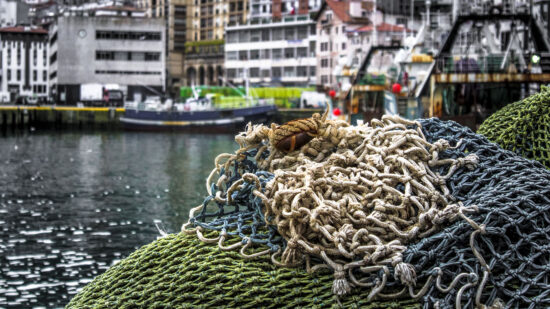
[135,0,167,17]
[165,0,186,93]
[49,6,165,105]
[225,14,317,87]
[250,0,321,20]
[314,0,370,91]
[0,0,30,27]
[0,26,49,103]
[182,0,248,86]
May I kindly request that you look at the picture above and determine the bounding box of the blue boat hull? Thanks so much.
[120,105,277,132]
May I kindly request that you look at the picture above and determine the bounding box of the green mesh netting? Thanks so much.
[66,232,420,308]
[478,85,550,169]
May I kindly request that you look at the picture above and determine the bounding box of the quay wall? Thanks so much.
[0,106,324,131]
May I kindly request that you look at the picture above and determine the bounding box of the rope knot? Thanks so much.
[332,270,351,295]
[394,262,417,287]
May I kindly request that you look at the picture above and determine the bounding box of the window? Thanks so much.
[227,68,237,78]
[297,27,308,39]
[261,29,270,41]
[33,70,37,81]
[284,28,295,40]
[297,66,307,77]
[260,49,270,59]
[272,67,281,78]
[95,31,161,41]
[33,49,37,66]
[250,50,260,60]
[284,48,294,59]
[238,50,248,60]
[309,66,316,76]
[95,70,161,75]
[249,68,259,78]
[342,43,346,50]
[272,29,283,40]
[227,32,238,43]
[43,70,47,81]
[320,42,328,52]
[272,49,282,59]
[321,75,328,84]
[297,47,307,58]
[226,51,238,60]
[283,67,294,77]
[261,69,270,78]
[17,48,21,65]
[17,70,21,81]
[250,30,261,42]
[239,30,249,43]
[43,49,47,65]
[321,58,329,68]
[7,69,11,81]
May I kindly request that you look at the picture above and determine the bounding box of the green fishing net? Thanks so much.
[478,85,550,169]
[66,232,419,309]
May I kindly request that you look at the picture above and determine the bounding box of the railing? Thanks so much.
[434,53,546,74]
[228,14,312,27]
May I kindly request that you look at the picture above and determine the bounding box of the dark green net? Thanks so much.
[478,85,550,169]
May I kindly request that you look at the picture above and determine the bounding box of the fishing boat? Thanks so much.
[120,85,277,132]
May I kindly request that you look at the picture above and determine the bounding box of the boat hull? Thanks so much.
[120,105,277,132]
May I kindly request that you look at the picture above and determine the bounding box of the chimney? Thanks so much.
[272,0,282,19]
[349,0,363,18]
[298,0,308,15]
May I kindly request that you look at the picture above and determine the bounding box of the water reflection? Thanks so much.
[0,130,236,308]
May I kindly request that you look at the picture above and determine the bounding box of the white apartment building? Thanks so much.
[249,0,322,20]
[225,15,317,86]
[0,26,49,103]
[315,0,371,90]
[49,6,165,105]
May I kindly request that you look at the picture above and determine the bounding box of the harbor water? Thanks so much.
[0,129,237,308]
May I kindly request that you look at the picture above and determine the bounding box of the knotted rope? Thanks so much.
[183,112,481,300]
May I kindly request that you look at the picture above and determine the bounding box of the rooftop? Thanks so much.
[0,26,48,34]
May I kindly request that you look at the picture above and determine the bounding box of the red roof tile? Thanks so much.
[324,0,370,24]
[0,26,48,34]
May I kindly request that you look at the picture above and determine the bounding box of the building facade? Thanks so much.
[0,26,49,103]
[182,0,248,86]
[0,0,30,27]
[49,7,165,105]
[315,0,371,91]
[166,0,186,93]
[225,15,317,86]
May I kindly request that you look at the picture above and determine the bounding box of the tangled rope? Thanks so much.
[183,112,482,300]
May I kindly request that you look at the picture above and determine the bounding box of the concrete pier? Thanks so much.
[0,106,323,131]
[0,106,125,130]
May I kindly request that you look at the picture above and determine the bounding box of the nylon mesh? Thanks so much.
[478,85,550,169]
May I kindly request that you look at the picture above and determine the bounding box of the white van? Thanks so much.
[0,92,10,104]
[300,91,328,109]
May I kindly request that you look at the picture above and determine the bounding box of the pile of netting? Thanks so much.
[478,85,550,169]
[183,114,550,308]
[66,117,550,309]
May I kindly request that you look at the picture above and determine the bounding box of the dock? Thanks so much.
[0,106,321,130]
